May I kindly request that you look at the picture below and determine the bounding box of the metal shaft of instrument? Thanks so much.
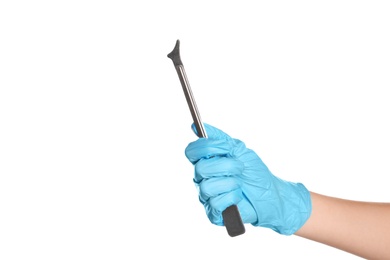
[176,65,208,138]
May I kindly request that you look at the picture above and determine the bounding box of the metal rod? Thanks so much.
[167,40,207,138]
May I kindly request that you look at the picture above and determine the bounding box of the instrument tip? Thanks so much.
[167,39,182,66]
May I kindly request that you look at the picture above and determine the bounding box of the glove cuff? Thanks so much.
[252,179,312,235]
[281,182,312,235]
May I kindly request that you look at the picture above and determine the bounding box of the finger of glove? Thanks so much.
[185,139,231,164]
[191,123,231,140]
[205,196,256,226]
[208,189,244,213]
[198,177,240,202]
[194,157,244,183]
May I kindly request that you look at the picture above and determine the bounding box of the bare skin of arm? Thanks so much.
[295,192,390,259]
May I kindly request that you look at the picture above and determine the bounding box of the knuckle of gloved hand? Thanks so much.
[199,182,213,202]
[185,140,216,163]
[198,180,217,201]
[184,143,200,163]
[194,159,214,178]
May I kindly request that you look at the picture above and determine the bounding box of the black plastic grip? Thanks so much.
[222,205,245,237]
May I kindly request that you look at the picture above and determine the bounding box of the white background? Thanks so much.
[1,1,389,259]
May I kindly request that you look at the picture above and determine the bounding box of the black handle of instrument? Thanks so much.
[222,205,245,237]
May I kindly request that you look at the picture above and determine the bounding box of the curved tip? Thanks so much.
[167,39,183,66]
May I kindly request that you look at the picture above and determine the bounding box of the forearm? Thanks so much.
[295,192,390,259]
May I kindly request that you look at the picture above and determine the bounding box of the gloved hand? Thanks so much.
[185,123,312,235]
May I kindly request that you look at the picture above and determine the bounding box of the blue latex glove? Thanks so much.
[185,123,312,235]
